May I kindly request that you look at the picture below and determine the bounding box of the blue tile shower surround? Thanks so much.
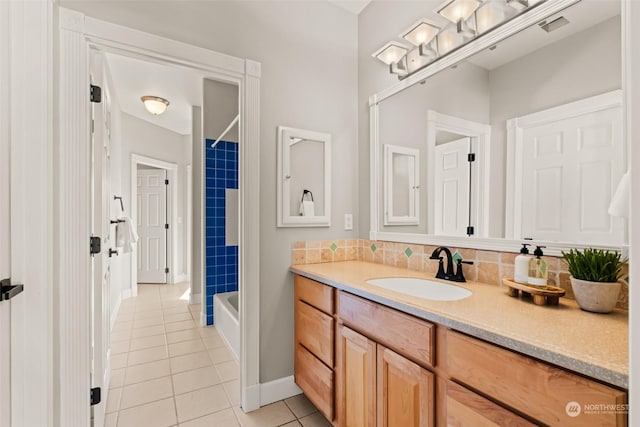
[205,139,238,325]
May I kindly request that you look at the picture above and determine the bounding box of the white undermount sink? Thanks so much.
[366,277,472,301]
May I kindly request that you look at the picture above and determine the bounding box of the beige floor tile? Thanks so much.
[111,330,132,342]
[105,412,118,427]
[202,334,226,349]
[281,422,302,427]
[120,376,173,409]
[112,321,133,332]
[174,384,230,423]
[111,353,128,370]
[133,317,164,329]
[208,346,234,364]
[215,360,239,383]
[284,394,318,419]
[222,379,240,407]
[166,329,202,344]
[129,334,167,351]
[232,401,296,427]
[111,340,130,355]
[135,304,163,313]
[164,312,193,323]
[125,359,171,385]
[178,408,239,427]
[168,339,205,357]
[299,412,332,427]
[106,387,122,414]
[131,324,165,339]
[172,365,221,395]
[134,309,164,320]
[116,397,177,427]
[198,326,221,338]
[163,306,190,316]
[109,368,125,389]
[165,320,197,333]
[170,351,212,374]
[127,345,168,366]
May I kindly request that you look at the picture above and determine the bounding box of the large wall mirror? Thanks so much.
[370,0,626,254]
[277,126,331,227]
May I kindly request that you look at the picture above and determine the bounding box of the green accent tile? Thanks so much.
[370,244,377,252]
[330,243,338,252]
[404,247,413,258]
[452,251,462,264]
[624,276,629,283]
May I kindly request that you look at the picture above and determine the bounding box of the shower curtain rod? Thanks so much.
[211,114,239,149]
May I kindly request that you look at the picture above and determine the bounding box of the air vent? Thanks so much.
[538,16,569,33]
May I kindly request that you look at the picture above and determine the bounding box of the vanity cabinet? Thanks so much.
[294,275,336,422]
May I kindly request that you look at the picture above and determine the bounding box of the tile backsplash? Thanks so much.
[292,239,629,310]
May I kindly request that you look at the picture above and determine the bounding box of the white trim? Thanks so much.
[369,0,580,105]
[10,1,54,426]
[259,376,302,407]
[276,126,332,227]
[58,9,262,419]
[505,90,624,242]
[186,164,192,283]
[122,289,133,300]
[130,154,178,290]
[110,293,122,331]
[189,292,202,305]
[425,111,491,237]
[175,273,188,283]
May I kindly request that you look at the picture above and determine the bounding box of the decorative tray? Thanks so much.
[502,278,566,306]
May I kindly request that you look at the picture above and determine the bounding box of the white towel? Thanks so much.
[299,200,315,217]
[115,216,139,254]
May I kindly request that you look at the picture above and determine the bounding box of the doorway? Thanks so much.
[136,165,169,284]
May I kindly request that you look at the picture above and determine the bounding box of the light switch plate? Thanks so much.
[344,214,353,231]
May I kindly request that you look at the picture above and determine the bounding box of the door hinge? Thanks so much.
[0,278,24,302]
[466,226,475,236]
[467,153,476,162]
[165,267,169,274]
[90,85,102,103]
[90,236,101,255]
[165,179,169,185]
[90,387,101,406]
[91,119,95,134]
[164,223,169,229]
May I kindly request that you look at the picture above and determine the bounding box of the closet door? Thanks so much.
[137,169,168,283]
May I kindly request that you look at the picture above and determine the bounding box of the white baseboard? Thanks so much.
[189,292,202,305]
[122,289,132,299]
[259,376,302,407]
[175,273,188,283]
[200,311,207,326]
[110,294,122,331]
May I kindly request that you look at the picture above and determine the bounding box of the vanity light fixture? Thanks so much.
[141,95,170,115]
[372,0,546,80]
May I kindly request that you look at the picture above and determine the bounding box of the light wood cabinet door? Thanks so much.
[446,381,536,427]
[295,343,334,421]
[377,345,434,427]
[337,325,376,427]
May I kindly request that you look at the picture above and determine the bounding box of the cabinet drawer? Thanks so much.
[295,343,334,421]
[295,300,334,367]
[447,330,627,427]
[295,275,334,315]
[446,381,536,427]
[337,291,434,368]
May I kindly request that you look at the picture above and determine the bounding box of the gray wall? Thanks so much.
[203,78,239,143]
[191,106,203,300]
[61,0,359,383]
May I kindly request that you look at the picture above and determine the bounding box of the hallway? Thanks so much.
[105,282,329,427]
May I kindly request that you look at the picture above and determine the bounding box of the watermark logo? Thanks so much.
[565,401,581,417]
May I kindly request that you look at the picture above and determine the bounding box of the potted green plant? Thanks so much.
[561,248,625,313]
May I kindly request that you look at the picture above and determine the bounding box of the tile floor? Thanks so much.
[105,282,330,427]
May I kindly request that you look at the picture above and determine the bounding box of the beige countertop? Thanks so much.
[290,261,629,389]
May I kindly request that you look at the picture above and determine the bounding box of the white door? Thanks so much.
[89,50,112,427]
[520,106,624,244]
[137,169,168,283]
[434,137,471,236]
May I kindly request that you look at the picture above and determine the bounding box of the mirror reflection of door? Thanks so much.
[434,137,471,236]
[289,138,325,217]
[384,144,419,225]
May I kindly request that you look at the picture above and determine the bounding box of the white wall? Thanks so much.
[60,0,359,383]
[119,112,191,291]
[191,106,203,301]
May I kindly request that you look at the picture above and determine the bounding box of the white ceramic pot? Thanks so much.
[570,277,621,314]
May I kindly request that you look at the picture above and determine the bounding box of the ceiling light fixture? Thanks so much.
[141,95,170,115]
[372,0,546,80]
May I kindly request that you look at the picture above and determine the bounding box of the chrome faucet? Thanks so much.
[429,246,473,282]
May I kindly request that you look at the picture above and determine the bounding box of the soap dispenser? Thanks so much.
[514,243,531,284]
[528,246,548,287]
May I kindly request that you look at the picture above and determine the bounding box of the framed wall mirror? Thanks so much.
[370,0,627,255]
[277,126,331,227]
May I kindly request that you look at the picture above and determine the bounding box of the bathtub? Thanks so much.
[214,291,239,360]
